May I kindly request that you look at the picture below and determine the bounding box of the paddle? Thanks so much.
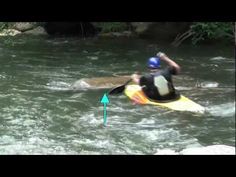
[109,79,132,95]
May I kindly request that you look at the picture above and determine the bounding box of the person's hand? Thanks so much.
[156,52,166,59]
[131,73,141,84]
[131,73,138,80]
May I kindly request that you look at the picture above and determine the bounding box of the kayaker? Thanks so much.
[131,52,181,102]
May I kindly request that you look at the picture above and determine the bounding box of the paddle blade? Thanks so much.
[108,79,132,95]
[109,85,125,95]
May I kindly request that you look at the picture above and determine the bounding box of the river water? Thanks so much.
[0,36,235,154]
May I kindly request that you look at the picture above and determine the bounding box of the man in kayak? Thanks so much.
[131,52,181,102]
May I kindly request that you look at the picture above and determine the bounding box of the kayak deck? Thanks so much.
[124,85,205,113]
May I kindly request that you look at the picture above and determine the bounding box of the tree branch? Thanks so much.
[171,29,194,47]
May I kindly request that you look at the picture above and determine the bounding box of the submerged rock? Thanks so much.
[131,22,153,34]
[70,76,131,90]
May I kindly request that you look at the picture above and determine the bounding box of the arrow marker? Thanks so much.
[100,93,110,126]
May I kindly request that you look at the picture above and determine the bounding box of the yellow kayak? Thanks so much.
[124,85,205,113]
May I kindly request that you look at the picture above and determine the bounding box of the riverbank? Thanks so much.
[0,22,143,38]
[1,22,234,46]
[0,22,47,36]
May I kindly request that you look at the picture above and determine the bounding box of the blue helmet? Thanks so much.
[147,57,161,69]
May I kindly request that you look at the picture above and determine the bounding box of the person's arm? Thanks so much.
[157,52,181,74]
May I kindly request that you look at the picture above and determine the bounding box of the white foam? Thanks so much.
[45,81,72,91]
[207,102,235,117]
[70,79,91,90]
[0,135,78,155]
[155,145,235,155]
[109,106,127,113]
[87,56,98,60]
[210,56,227,61]
[0,74,7,79]
[70,93,84,99]
[72,138,117,153]
[197,81,219,88]
[180,145,235,155]
[175,86,193,90]
[0,135,16,144]
[136,118,155,125]
[155,149,179,155]
[78,113,102,126]
[137,129,177,141]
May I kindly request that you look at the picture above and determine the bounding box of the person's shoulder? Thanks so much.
[140,73,152,82]
[142,73,151,78]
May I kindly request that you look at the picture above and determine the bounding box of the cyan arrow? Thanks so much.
[100,93,110,126]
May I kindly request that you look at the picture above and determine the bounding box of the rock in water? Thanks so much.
[70,76,131,90]
[13,22,35,32]
[0,29,21,36]
[24,27,47,35]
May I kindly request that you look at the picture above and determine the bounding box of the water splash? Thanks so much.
[45,81,74,91]
[69,79,91,90]
[195,81,219,88]
[155,145,235,155]
[0,136,77,155]
[206,102,235,117]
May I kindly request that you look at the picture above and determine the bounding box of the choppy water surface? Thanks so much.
[0,36,235,154]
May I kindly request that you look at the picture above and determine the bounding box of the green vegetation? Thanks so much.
[0,22,42,32]
[0,22,9,31]
[96,22,235,45]
[172,22,234,46]
[190,22,234,44]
